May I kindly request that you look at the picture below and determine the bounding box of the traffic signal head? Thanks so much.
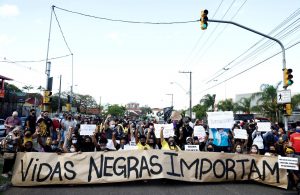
[284,103,292,115]
[200,9,208,30]
[43,90,52,104]
[284,68,293,88]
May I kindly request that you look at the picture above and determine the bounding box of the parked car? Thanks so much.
[0,119,6,137]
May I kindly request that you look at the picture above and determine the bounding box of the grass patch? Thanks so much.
[0,157,11,186]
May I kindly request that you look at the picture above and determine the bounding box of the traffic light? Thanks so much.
[200,9,208,30]
[43,90,52,104]
[284,103,292,115]
[284,68,293,88]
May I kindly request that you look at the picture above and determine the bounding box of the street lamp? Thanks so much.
[166,94,173,107]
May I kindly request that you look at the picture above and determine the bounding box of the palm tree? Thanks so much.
[251,82,281,122]
[217,99,235,111]
[200,94,216,111]
[22,85,33,93]
[236,97,252,113]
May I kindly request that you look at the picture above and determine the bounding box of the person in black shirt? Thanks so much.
[25,109,37,134]
[36,111,53,138]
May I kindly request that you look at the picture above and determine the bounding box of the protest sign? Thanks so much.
[207,111,234,129]
[257,122,271,132]
[194,126,206,142]
[80,124,97,135]
[278,156,299,170]
[12,151,287,189]
[184,145,200,151]
[210,128,231,147]
[123,145,138,150]
[154,124,174,138]
[233,129,248,140]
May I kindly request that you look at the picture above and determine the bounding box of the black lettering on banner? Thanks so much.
[113,157,126,177]
[236,159,249,179]
[164,152,181,177]
[180,158,199,179]
[248,159,261,180]
[213,159,225,179]
[225,159,236,180]
[32,159,39,181]
[21,158,34,182]
[139,156,151,178]
[104,157,114,177]
[88,155,103,182]
[199,158,212,180]
[64,161,76,180]
[127,156,139,179]
[36,163,52,182]
[262,160,279,183]
[149,155,163,175]
[50,162,63,181]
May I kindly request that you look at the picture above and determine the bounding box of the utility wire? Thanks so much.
[196,40,300,94]
[204,8,300,83]
[53,8,73,54]
[53,5,200,25]
[0,54,72,63]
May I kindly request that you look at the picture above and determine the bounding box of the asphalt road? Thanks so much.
[4,180,299,195]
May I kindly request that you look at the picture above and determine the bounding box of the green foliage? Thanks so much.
[217,99,235,112]
[200,94,216,111]
[107,104,126,117]
[4,83,22,92]
[192,104,207,119]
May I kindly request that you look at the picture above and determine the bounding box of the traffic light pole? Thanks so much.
[207,19,288,130]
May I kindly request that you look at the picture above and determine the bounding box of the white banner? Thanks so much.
[257,122,271,132]
[154,124,174,138]
[80,124,97,135]
[207,111,234,129]
[233,129,248,139]
[278,156,299,170]
[193,126,206,142]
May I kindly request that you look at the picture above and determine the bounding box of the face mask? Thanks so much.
[110,125,115,129]
[68,117,72,120]
[256,132,261,135]
[25,147,32,152]
[207,148,213,152]
[25,134,31,138]
[296,129,300,133]
[269,150,276,154]
[236,148,242,153]
[278,132,281,135]
[70,147,76,152]
[251,149,257,154]
[72,139,77,144]
[32,113,36,116]
[46,140,51,145]
[100,146,106,151]
[169,141,175,146]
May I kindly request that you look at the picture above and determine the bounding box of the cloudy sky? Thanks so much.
[0,0,299,110]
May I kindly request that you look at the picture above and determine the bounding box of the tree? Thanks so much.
[200,94,216,111]
[291,94,300,111]
[192,104,207,119]
[22,85,34,93]
[4,83,22,92]
[75,94,98,114]
[251,82,281,122]
[107,104,126,117]
[217,99,235,112]
[236,97,252,113]
[140,106,153,120]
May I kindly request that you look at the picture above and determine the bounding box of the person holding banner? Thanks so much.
[135,127,151,150]
[112,132,129,150]
[146,128,158,149]
[233,143,243,154]
[160,127,181,151]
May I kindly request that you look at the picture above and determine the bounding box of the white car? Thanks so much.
[0,119,5,137]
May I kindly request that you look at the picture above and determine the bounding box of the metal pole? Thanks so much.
[179,71,192,118]
[208,19,288,129]
[58,75,62,112]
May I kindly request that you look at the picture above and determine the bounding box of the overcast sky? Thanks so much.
[1,0,299,110]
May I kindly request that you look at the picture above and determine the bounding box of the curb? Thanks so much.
[0,182,11,192]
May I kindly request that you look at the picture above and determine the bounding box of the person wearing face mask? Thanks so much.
[81,136,95,152]
[290,126,300,155]
[206,143,214,152]
[249,144,259,155]
[284,146,300,190]
[61,114,76,145]
[135,128,151,150]
[36,111,53,152]
[96,137,112,152]
[160,127,181,151]
[112,132,129,150]
[146,128,157,149]
[37,133,62,153]
[252,128,265,155]
[233,143,243,154]
[264,145,277,156]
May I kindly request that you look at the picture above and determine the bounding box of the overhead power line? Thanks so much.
[53,5,200,25]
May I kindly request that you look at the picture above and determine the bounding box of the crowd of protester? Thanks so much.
[1,109,300,189]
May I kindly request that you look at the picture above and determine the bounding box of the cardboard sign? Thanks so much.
[257,122,271,132]
[154,124,174,138]
[233,129,248,139]
[210,128,231,147]
[12,151,288,189]
[123,145,138,150]
[278,156,299,170]
[194,126,207,142]
[207,111,234,129]
[80,124,97,135]
[184,145,200,151]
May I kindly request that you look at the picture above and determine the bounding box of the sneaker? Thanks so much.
[1,173,9,178]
